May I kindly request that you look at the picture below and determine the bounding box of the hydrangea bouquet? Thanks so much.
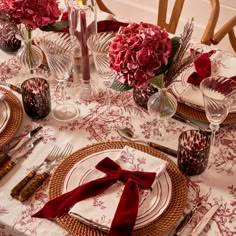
[0,0,68,40]
[109,20,196,91]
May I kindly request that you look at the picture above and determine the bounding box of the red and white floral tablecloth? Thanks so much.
[0,46,236,236]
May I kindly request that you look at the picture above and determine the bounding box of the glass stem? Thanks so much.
[27,28,33,74]
[59,81,66,107]
[209,123,220,152]
[105,87,111,113]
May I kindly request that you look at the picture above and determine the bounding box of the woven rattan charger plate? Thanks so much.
[177,102,236,125]
[0,87,23,147]
[49,141,188,236]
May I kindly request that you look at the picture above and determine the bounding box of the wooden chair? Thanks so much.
[96,0,185,34]
[96,0,113,14]
[201,0,220,45]
[211,15,236,52]
[201,0,236,52]
[157,0,185,34]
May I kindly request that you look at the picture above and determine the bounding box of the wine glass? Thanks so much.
[35,32,80,121]
[200,76,236,150]
[87,32,118,115]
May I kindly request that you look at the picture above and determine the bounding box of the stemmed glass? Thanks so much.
[200,76,236,150]
[87,32,117,115]
[35,32,80,121]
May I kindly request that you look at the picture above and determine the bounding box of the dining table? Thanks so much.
[0,7,236,236]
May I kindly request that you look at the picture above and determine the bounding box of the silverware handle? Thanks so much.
[18,172,49,202]
[10,170,36,198]
[0,154,11,167]
[0,161,16,180]
[147,142,178,157]
[9,84,22,94]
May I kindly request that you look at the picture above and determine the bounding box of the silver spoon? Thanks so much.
[117,127,178,157]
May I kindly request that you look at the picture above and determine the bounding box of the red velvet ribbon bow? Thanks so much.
[32,157,156,236]
[187,50,216,86]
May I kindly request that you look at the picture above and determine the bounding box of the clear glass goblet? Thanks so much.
[200,76,236,150]
[87,32,118,115]
[35,32,79,121]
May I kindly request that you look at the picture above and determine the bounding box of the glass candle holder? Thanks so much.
[177,130,210,176]
[68,0,98,102]
[21,77,51,120]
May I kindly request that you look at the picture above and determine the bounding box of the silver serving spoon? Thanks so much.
[117,127,178,157]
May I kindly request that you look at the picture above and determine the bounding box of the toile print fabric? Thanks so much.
[0,23,235,236]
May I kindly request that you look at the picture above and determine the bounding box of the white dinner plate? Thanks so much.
[171,49,236,113]
[0,99,11,134]
[63,148,172,231]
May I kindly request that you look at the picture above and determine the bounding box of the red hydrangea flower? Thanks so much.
[108,22,172,88]
[0,0,61,29]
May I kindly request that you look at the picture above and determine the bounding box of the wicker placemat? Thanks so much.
[49,141,188,236]
[177,102,236,125]
[0,87,23,147]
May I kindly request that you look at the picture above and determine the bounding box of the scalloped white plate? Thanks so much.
[63,148,172,231]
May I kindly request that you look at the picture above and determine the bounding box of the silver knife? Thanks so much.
[0,126,42,167]
[191,204,220,236]
[173,113,211,134]
[0,137,43,180]
[7,126,42,157]
[173,203,201,236]
[0,81,22,94]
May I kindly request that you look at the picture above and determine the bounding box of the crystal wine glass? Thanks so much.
[35,32,79,121]
[87,32,117,115]
[200,76,236,150]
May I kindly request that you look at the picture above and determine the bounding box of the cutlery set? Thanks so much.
[0,125,73,201]
[170,203,220,236]
[11,143,73,202]
[0,126,43,178]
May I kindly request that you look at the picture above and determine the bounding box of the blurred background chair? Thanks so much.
[211,15,236,52]
[200,0,236,52]
[96,0,185,34]
[201,0,220,45]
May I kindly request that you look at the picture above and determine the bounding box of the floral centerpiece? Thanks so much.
[0,0,68,35]
[109,20,197,92]
[0,0,68,70]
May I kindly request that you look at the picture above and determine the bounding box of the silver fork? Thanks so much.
[17,143,73,202]
[11,146,60,198]
[52,143,74,169]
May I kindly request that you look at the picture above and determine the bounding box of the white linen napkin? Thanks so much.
[174,50,236,112]
[68,145,167,230]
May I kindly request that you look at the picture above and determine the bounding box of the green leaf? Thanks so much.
[110,78,133,91]
[149,74,165,88]
[40,21,69,32]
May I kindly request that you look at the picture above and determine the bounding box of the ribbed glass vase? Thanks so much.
[16,29,43,72]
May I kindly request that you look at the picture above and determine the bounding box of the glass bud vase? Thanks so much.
[16,37,43,72]
[147,86,178,141]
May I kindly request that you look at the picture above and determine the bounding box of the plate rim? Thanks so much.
[0,99,11,134]
[0,87,23,147]
[49,141,187,236]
